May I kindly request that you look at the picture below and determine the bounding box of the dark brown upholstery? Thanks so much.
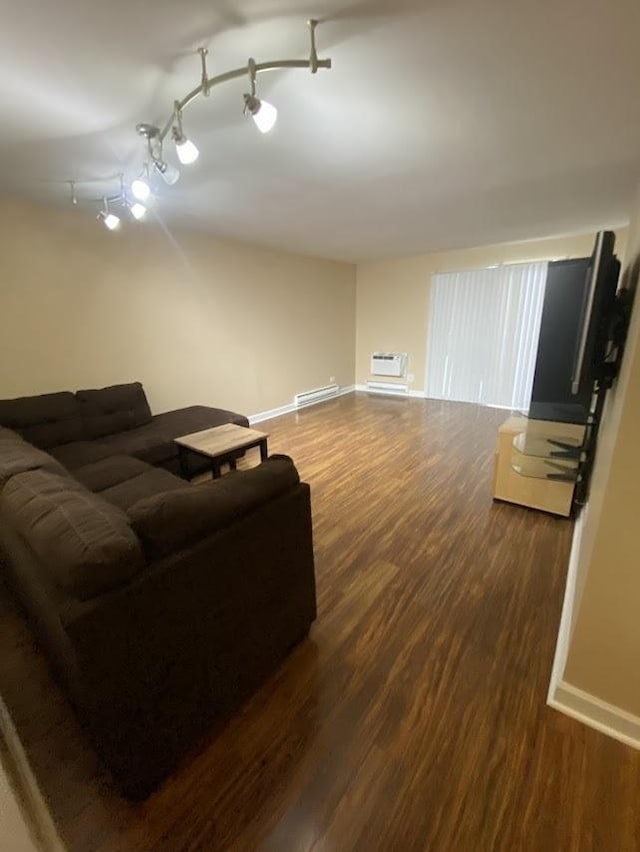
[99,467,186,512]
[98,405,250,471]
[129,455,300,558]
[49,441,117,471]
[0,382,315,800]
[63,483,315,799]
[0,427,68,486]
[0,392,84,449]
[73,456,150,492]
[76,382,152,439]
[0,469,145,601]
[73,456,185,510]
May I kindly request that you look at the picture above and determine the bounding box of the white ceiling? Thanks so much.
[2,0,640,262]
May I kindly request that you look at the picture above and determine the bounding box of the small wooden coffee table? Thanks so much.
[175,423,269,479]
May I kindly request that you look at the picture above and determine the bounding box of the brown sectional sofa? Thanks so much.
[0,384,316,799]
[0,382,249,477]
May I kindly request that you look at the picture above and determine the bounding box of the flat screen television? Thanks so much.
[528,231,621,424]
[571,231,621,396]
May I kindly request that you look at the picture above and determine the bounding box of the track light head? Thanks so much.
[153,158,180,185]
[129,202,147,220]
[137,123,180,184]
[131,176,151,202]
[97,210,120,231]
[243,93,278,134]
[172,102,199,165]
[136,123,160,140]
[172,127,199,165]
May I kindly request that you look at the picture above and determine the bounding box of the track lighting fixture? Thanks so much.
[244,59,278,134]
[97,198,120,231]
[68,20,331,226]
[172,102,199,165]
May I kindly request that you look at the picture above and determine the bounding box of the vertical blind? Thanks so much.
[425,261,548,410]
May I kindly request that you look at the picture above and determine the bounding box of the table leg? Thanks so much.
[259,439,268,462]
[212,459,222,479]
[178,446,189,480]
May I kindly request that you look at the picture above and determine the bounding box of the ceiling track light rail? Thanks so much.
[68,19,331,230]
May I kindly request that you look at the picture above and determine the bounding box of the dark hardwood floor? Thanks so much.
[1,393,639,851]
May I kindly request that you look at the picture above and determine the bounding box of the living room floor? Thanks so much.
[1,392,639,851]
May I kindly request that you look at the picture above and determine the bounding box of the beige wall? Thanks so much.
[562,184,640,716]
[0,198,356,416]
[356,231,628,390]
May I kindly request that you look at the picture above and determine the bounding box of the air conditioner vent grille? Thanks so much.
[370,352,407,377]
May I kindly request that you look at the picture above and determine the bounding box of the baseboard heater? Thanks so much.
[366,381,409,395]
[294,383,339,408]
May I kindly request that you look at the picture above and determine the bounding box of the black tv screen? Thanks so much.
[528,231,621,425]
[571,230,621,397]
[528,258,593,424]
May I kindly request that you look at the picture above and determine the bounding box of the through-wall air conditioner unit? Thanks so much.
[370,352,407,378]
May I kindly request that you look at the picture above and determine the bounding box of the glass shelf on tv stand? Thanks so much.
[512,432,583,460]
[511,429,583,483]
[511,455,579,483]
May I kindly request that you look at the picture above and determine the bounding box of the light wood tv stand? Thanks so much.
[493,415,585,517]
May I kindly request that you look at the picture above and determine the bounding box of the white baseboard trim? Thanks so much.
[0,694,64,850]
[549,680,640,751]
[249,385,355,425]
[547,508,586,703]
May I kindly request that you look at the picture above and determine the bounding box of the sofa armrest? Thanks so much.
[127,454,300,558]
[60,482,315,798]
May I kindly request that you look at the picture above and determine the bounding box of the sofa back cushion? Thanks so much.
[76,382,152,439]
[128,455,300,558]
[0,469,145,601]
[0,427,68,488]
[0,392,84,449]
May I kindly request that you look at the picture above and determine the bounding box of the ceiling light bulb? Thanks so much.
[130,202,147,220]
[173,131,199,165]
[153,159,180,185]
[244,94,278,134]
[131,177,150,201]
[97,211,120,231]
[252,99,277,133]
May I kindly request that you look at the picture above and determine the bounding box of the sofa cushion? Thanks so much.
[98,405,250,466]
[0,427,68,487]
[0,469,145,601]
[100,468,186,512]
[151,406,250,433]
[76,383,152,439]
[0,392,84,449]
[49,441,116,471]
[128,455,300,558]
[73,456,150,492]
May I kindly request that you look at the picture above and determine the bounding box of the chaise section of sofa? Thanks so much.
[96,404,250,475]
[0,382,250,478]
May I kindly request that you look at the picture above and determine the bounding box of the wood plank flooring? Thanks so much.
[1,393,639,851]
